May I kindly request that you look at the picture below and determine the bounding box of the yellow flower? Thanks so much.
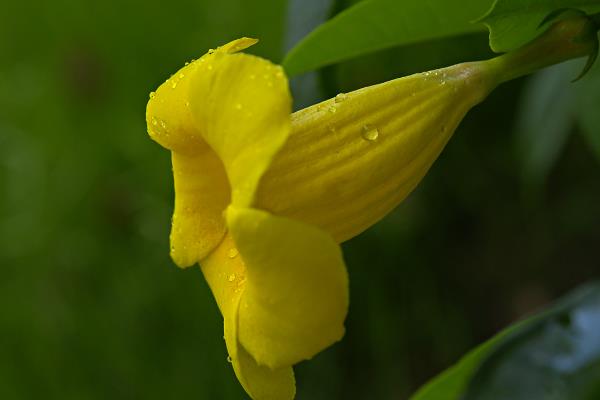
[143,14,597,400]
[146,38,498,399]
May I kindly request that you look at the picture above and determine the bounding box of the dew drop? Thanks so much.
[334,93,347,103]
[171,81,177,89]
[184,61,189,66]
[228,248,239,258]
[179,73,184,79]
[227,356,232,363]
[328,105,337,114]
[149,91,155,99]
[362,124,379,141]
[228,273,236,282]
[151,117,158,126]
[208,48,215,54]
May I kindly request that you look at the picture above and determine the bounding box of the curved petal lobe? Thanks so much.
[170,150,230,267]
[200,234,295,400]
[189,49,292,208]
[227,206,349,369]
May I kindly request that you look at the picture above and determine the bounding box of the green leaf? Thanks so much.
[515,61,578,185]
[282,0,493,77]
[479,0,600,52]
[410,282,600,400]
[574,53,600,160]
[464,283,600,399]
[409,324,522,400]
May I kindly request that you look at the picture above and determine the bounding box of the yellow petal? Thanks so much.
[233,345,295,400]
[255,62,499,243]
[227,206,349,369]
[188,47,292,208]
[218,37,259,54]
[146,38,291,264]
[201,234,295,400]
[169,150,230,267]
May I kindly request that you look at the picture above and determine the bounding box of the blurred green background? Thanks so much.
[1,0,598,399]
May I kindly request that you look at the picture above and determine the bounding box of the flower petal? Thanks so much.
[146,38,291,265]
[232,344,295,400]
[201,234,295,400]
[189,48,292,208]
[169,150,230,267]
[255,62,498,243]
[146,53,229,266]
[227,206,349,369]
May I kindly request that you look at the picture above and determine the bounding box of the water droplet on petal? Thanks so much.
[228,248,239,258]
[149,91,155,99]
[227,356,232,363]
[228,273,236,282]
[179,73,184,79]
[362,124,379,141]
[328,105,337,114]
[171,81,177,89]
[151,117,158,126]
[334,93,347,103]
